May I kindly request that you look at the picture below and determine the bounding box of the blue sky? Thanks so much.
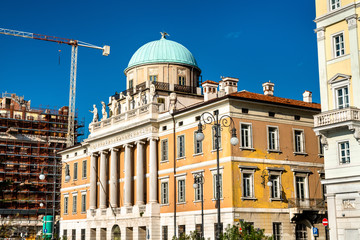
[0,0,319,139]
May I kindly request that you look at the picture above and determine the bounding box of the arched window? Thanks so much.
[111,225,121,240]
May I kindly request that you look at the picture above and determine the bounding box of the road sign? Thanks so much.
[322,218,328,226]
[44,229,47,233]
[313,227,319,237]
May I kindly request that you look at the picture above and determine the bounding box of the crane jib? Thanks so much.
[32,33,77,45]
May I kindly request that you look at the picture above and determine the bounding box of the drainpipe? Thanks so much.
[171,112,177,238]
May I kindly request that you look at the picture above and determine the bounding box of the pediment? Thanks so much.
[328,73,351,84]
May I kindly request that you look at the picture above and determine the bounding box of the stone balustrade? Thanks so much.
[314,107,360,127]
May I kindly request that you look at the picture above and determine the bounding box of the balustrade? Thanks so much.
[314,107,360,127]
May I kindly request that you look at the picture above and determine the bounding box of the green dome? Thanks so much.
[125,37,199,71]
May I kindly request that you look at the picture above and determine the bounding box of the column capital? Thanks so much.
[135,140,146,145]
[315,27,325,42]
[100,150,108,155]
[91,152,99,157]
[346,14,358,30]
[122,143,133,148]
[110,147,119,152]
[147,137,159,142]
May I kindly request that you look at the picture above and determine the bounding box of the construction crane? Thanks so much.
[0,27,110,147]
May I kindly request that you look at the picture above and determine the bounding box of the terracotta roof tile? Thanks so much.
[229,91,321,110]
[202,80,219,85]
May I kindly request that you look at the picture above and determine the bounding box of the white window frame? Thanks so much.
[82,160,87,179]
[329,73,351,109]
[335,86,350,109]
[332,32,345,58]
[330,0,341,11]
[149,75,158,82]
[267,126,280,152]
[64,195,69,214]
[273,222,282,240]
[240,123,253,149]
[177,178,186,203]
[268,172,282,201]
[292,170,310,202]
[338,140,350,164]
[81,192,86,213]
[239,166,256,200]
[293,129,306,154]
[212,125,222,150]
[192,171,204,202]
[72,194,78,214]
[194,131,203,155]
[161,139,169,162]
[73,162,78,180]
[210,167,224,200]
[177,135,185,159]
[178,75,185,86]
[160,180,169,205]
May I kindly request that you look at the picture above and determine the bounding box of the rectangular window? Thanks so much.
[194,131,203,154]
[196,224,202,239]
[162,226,168,240]
[72,229,76,240]
[240,123,252,148]
[242,173,253,198]
[213,173,223,199]
[81,229,85,240]
[178,179,186,203]
[72,195,77,214]
[177,135,185,158]
[178,225,186,238]
[194,180,203,201]
[331,0,340,10]
[273,223,282,240]
[81,194,86,213]
[161,182,169,204]
[212,125,222,150]
[333,33,345,57]
[82,160,87,179]
[129,79,133,89]
[294,130,305,153]
[73,163,78,180]
[214,223,223,239]
[63,230,68,240]
[339,141,350,164]
[161,139,168,161]
[269,175,281,199]
[268,127,279,151]
[178,76,185,86]
[149,75,158,82]
[296,177,306,200]
[65,164,70,182]
[64,196,69,214]
[337,87,349,109]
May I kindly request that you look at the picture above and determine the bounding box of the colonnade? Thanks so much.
[89,137,158,210]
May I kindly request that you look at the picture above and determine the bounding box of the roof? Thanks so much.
[202,80,219,85]
[229,91,321,110]
[125,37,199,72]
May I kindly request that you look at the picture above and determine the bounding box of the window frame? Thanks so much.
[240,123,253,149]
[273,222,282,240]
[293,129,306,154]
[64,195,69,215]
[330,0,341,11]
[72,194,77,214]
[177,135,185,159]
[177,178,186,203]
[149,75,158,82]
[73,162,78,181]
[160,180,169,205]
[194,131,203,155]
[335,86,350,109]
[161,139,169,162]
[211,172,223,200]
[269,173,282,201]
[178,76,186,86]
[239,166,257,200]
[81,192,86,213]
[338,140,350,164]
[332,32,345,58]
[212,125,222,150]
[82,160,87,179]
[267,126,280,152]
[292,171,310,202]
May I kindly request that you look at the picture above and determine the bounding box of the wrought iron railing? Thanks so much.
[314,107,360,127]
[174,84,197,94]
[288,198,326,209]
[154,82,169,91]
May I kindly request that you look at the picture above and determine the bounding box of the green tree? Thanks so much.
[221,222,273,240]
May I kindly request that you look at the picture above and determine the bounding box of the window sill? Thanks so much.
[318,154,324,158]
[269,198,282,202]
[240,147,255,151]
[72,212,77,215]
[193,153,203,157]
[82,177,87,180]
[211,198,224,201]
[160,160,169,164]
[293,152,308,156]
[241,197,257,201]
[211,148,223,153]
[160,203,170,207]
[177,202,186,205]
[267,149,282,153]
[193,200,203,203]
[176,157,186,161]
[81,211,86,214]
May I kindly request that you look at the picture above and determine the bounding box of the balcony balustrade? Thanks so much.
[314,107,360,127]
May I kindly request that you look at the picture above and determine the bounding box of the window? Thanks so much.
[294,130,305,153]
[242,173,253,198]
[212,125,221,150]
[178,179,186,203]
[194,131,202,154]
[336,86,349,109]
[161,139,168,162]
[318,136,324,156]
[161,181,169,204]
[162,226,168,240]
[195,224,202,239]
[269,175,281,199]
[295,224,307,240]
[64,196,69,214]
[339,141,350,164]
[213,173,223,199]
[269,112,275,117]
[214,223,223,239]
[82,160,87,178]
[72,195,77,214]
[149,75,158,82]
[72,229,76,240]
[296,177,306,200]
[81,194,86,213]
[242,108,249,114]
[268,127,279,151]
[333,33,345,57]
[178,225,186,238]
[129,79,133,89]
[273,223,282,240]
[330,0,340,10]
[63,230,68,240]
[240,123,252,148]
[177,135,185,158]
[81,229,85,240]
[194,178,203,201]
[65,164,70,182]
[178,76,185,85]
[73,163,78,180]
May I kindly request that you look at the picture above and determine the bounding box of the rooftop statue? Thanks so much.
[101,101,107,120]
[89,104,99,123]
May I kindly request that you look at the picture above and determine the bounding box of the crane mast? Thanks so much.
[0,28,110,146]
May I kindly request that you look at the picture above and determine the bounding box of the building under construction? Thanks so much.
[0,92,83,239]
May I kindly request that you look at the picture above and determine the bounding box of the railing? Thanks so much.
[154,82,169,91]
[288,198,326,209]
[314,107,360,127]
[174,84,197,94]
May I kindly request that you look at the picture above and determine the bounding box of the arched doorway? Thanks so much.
[111,225,121,240]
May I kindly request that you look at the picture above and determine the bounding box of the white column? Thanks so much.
[99,150,108,209]
[148,137,158,203]
[136,141,145,205]
[110,148,119,208]
[346,15,360,107]
[90,153,98,210]
[316,27,329,111]
[327,193,338,239]
[124,144,133,206]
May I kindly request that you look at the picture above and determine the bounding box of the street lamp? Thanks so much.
[196,110,238,240]
[193,173,204,240]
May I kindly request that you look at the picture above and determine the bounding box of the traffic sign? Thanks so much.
[313,227,319,237]
[322,218,328,226]
[44,229,47,233]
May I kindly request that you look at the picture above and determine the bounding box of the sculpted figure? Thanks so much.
[138,87,143,106]
[150,84,156,102]
[110,97,117,117]
[119,92,125,100]
[89,104,98,123]
[101,101,107,120]
[169,92,177,112]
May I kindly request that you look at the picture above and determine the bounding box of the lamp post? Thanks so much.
[193,173,204,240]
[196,110,239,240]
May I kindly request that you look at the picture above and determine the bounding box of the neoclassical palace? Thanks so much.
[59,34,327,240]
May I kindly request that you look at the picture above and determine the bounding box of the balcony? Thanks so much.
[288,198,326,210]
[314,107,360,128]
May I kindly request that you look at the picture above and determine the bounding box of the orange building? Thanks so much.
[59,35,326,240]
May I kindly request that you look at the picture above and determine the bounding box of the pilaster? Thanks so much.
[90,153,98,210]
[316,27,329,111]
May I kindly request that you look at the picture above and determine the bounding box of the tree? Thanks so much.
[221,222,273,240]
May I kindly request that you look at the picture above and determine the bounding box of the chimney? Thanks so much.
[202,80,219,101]
[262,81,275,96]
[9,103,14,118]
[303,91,312,103]
[221,77,239,95]
[21,104,26,120]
